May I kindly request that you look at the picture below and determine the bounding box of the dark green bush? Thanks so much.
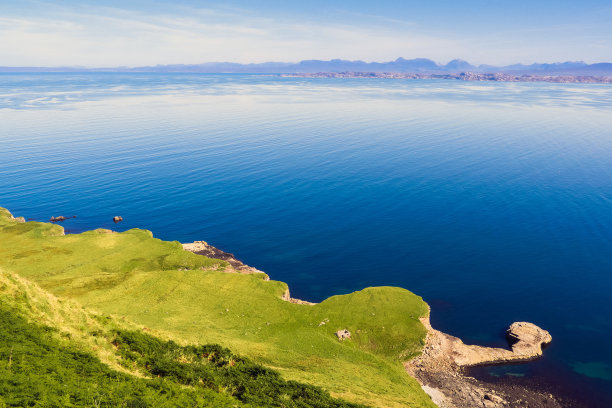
[0,306,367,408]
[0,306,242,407]
[114,330,366,407]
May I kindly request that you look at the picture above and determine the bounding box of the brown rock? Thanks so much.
[507,322,552,357]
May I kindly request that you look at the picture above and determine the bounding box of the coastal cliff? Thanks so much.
[0,207,560,408]
[183,238,560,408]
[0,207,433,408]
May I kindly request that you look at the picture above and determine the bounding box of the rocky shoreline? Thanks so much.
[182,240,316,305]
[405,312,560,407]
[182,240,266,274]
[183,240,562,407]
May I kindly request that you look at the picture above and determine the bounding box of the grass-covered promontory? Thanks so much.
[0,207,435,407]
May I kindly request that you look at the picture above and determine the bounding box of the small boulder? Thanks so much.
[113,216,123,223]
[336,329,351,341]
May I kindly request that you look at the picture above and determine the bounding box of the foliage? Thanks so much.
[113,330,365,408]
[0,306,244,408]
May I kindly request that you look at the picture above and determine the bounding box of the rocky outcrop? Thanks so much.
[50,215,76,222]
[182,241,266,274]
[113,216,123,223]
[507,322,552,358]
[405,312,558,408]
[281,288,315,305]
[414,315,551,369]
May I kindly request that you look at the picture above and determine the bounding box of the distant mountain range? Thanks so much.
[1,58,611,75]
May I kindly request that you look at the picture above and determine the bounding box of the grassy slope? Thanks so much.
[0,271,363,408]
[0,302,248,408]
[0,208,435,408]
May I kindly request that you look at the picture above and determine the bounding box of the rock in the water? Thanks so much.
[50,215,76,222]
[507,321,552,357]
[336,329,351,340]
[113,216,123,223]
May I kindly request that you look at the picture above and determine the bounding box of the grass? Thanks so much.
[0,302,248,408]
[0,274,364,407]
[0,207,435,408]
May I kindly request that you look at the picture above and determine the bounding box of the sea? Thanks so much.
[1,73,611,405]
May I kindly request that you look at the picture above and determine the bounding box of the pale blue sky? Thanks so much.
[1,0,611,66]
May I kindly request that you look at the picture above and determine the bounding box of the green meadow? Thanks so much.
[0,207,435,408]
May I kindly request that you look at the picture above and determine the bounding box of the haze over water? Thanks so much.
[2,73,612,404]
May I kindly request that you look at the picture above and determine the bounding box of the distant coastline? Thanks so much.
[1,57,611,78]
[281,72,612,84]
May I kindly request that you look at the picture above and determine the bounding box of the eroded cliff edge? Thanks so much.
[184,239,560,408]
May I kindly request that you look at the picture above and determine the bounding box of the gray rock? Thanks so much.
[336,329,351,340]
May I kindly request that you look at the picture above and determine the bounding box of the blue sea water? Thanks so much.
[1,73,612,404]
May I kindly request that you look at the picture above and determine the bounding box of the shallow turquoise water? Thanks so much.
[1,73,612,404]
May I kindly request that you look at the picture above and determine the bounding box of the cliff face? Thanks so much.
[1,207,562,408]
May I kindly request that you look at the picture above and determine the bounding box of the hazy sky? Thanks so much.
[1,0,611,66]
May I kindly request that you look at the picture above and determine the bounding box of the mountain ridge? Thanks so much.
[1,58,610,75]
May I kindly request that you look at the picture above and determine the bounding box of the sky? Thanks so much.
[1,0,611,67]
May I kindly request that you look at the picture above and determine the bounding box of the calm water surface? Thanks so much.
[1,74,612,404]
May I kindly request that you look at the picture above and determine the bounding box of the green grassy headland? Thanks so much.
[0,207,435,407]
